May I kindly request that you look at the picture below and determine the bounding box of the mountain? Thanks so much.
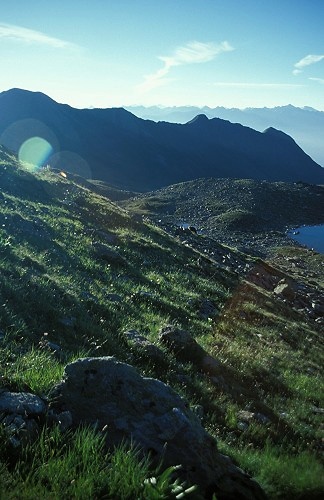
[0,88,324,190]
[126,104,324,169]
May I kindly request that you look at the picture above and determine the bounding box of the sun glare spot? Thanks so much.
[18,137,53,171]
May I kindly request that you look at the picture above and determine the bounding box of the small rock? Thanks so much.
[0,392,46,416]
[238,410,271,425]
[273,278,297,300]
[159,325,205,364]
[106,293,123,302]
[237,421,249,431]
[92,242,124,264]
[312,301,324,315]
[125,330,165,364]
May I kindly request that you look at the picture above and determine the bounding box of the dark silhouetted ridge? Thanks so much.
[0,88,323,190]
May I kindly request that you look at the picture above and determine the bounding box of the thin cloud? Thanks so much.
[212,82,304,88]
[309,77,324,84]
[138,40,234,93]
[0,22,76,49]
[293,54,324,75]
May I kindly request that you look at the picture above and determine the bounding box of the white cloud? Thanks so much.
[0,22,76,49]
[309,77,324,84]
[212,82,304,88]
[137,40,234,93]
[293,54,324,74]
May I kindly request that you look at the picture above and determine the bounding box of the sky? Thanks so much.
[0,0,323,110]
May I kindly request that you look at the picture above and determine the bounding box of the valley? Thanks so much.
[120,177,324,257]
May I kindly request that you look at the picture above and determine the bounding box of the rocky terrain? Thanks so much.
[120,177,324,255]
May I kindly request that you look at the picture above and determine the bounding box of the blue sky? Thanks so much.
[0,0,323,109]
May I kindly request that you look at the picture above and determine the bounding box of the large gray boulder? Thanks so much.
[51,357,266,499]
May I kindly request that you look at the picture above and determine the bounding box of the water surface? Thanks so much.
[289,225,324,254]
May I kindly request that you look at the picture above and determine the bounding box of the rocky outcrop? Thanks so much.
[50,356,266,499]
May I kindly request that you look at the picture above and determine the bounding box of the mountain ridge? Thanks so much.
[0,88,323,191]
[126,104,324,168]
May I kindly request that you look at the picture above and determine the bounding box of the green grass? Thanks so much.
[219,439,324,499]
[0,151,323,498]
[0,426,195,499]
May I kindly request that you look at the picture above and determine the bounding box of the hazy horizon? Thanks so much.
[2,88,324,114]
[1,1,324,110]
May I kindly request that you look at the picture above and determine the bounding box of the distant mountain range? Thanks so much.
[126,104,324,169]
[0,88,323,191]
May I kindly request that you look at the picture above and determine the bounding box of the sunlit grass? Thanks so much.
[1,157,323,498]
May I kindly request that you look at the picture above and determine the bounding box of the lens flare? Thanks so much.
[18,137,53,171]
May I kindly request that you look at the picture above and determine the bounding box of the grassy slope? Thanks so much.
[0,148,323,498]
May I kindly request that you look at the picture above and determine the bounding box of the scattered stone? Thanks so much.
[237,421,249,431]
[1,412,40,449]
[81,291,98,302]
[50,357,266,499]
[312,406,324,414]
[124,330,166,364]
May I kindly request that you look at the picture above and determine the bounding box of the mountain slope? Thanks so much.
[0,88,323,190]
[126,104,324,168]
[0,147,323,497]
